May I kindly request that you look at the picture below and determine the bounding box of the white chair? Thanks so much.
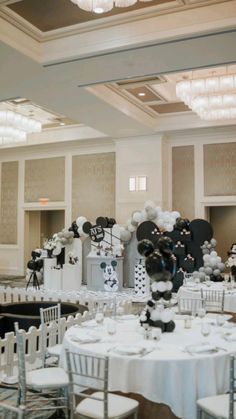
[0,403,25,418]
[65,349,139,419]
[178,297,205,315]
[40,302,62,366]
[197,355,235,419]
[200,289,225,312]
[14,322,71,418]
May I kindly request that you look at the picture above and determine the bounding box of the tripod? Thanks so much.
[26,270,40,290]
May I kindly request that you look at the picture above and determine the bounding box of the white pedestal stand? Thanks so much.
[43,257,57,289]
[65,238,82,286]
[62,263,81,291]
[134,258,150,299]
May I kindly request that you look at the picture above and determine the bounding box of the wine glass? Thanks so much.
[201,322,211,338]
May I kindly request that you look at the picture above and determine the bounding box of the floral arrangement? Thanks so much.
[43,238,57,251]
[68,251,79,265]
[226,256,236,268]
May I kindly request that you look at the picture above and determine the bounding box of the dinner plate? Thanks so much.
[205,313,233,321]
[184,342,218,354]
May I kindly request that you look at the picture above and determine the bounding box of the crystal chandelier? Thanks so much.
[176,73,236,120]
[0,110,42,146]
[70,0,152,14]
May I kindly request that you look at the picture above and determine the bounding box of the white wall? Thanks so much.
[115,135,165,223]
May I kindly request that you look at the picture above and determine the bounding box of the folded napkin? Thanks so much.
[112,344,146,355]
[185,343,217,354]
[69,330,101,344]
[224,333,236,341]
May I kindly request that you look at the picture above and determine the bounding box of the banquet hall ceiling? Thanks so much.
[0,0,235,148]
[7,0,162,31]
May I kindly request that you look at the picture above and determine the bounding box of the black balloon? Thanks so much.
[152,291,161,301]
[149,320,165,331]
[157,236,174,256]
[145,251,164,281]
[175,217,189,231]
[165,321,176,333]
[36,259,43,270]
[163,291,172,301]
[163,255,176,278]
[137,239,155,257]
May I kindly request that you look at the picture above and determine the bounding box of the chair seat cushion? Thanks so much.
[76,391,138,419]
[26,367,69,390]
[47,344,62,357]
[197,394,235,418]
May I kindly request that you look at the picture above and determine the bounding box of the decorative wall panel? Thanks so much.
[204,143,236,196]
[72,153,115,221]
[172,146,195,219]
[0,161,18,244]
[25,157,65,202]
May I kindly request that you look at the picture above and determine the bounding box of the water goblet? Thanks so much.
[201,322,211,338]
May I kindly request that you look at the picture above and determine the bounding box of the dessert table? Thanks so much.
[61,315,236,419]
[178,282,236,312]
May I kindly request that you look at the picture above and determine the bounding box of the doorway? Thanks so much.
[24,210,65,268]
[209,206,236,263]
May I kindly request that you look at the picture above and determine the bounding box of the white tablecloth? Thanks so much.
[178,282,236,312]
[61,316,236,419]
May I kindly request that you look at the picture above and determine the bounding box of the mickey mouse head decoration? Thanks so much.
[100,260,119,292]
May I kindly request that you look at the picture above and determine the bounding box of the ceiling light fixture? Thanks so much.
[70,0,152,14]
[176,73,236,120]
[0,110,42,146]
[138,92,146,97]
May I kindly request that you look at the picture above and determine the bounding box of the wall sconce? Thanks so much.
[129,176,147,192]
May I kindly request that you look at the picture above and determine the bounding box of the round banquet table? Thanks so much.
[61,316,236,419]
[177,282,236,312]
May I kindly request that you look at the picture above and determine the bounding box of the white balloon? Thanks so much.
[132,211,142,223]
[144,200,155,210]
[157,218,164,228]
[78,226,86,236]
[52,246,61,256]
[165,224,173,232]
[76,216,87,227]
[216,256,222,263]
[210,251,217,258]
[172,211,180,218]
[150,309,161,322]
[120,228,132,243]
[155,206,161,214]
[203,254,211,262]
[166,281,173,291]
[151,282,159,292]
[160,309,174,323]
[155,281,167,293]
[140,210,148,221]
[127,224,136,232]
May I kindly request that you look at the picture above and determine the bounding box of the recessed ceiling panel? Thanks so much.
[149,102,190,114]
[8,0,175,32]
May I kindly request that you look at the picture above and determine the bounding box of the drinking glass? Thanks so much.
[107,320,117,336]
[201,322,211,337]
[95,311,104,326]
[197,308,206,319]
[216,314,225,327]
